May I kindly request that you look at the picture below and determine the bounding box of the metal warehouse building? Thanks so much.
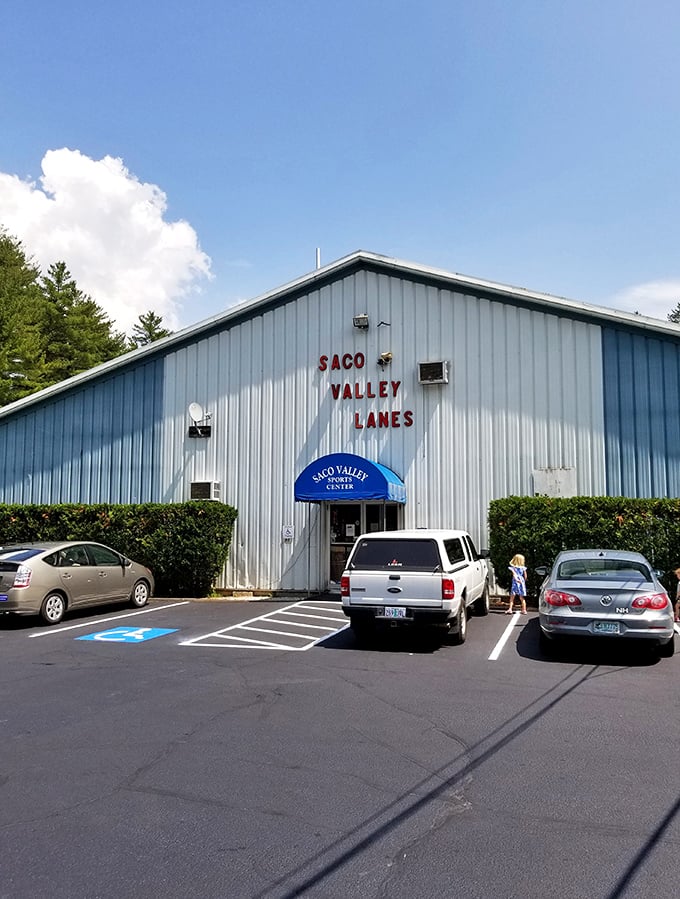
[2,250,680,594]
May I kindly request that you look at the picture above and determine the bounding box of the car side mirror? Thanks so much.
[122,556,132,568]
[479,548,490,558]
[535,566,549,577]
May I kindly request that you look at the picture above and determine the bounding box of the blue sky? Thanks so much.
[1,0,679,330]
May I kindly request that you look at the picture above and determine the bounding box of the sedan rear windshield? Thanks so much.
[0,548,43,562]
[350,539,441,571]
[557,559,651,581]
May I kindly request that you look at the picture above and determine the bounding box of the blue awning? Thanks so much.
[294,453,406,504]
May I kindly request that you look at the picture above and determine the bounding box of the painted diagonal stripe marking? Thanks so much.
[179,599,350,650]
[263,618,339,631]
[238,625,320,640]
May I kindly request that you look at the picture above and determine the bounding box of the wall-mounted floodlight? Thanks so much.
[377,351,393,367]
[353,313,369,330]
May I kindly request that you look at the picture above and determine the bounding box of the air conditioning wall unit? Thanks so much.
[190,481,221,501]
[418,361,449,385]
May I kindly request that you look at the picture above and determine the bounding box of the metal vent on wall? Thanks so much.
[190,481,221,501]
[418,361,449,385]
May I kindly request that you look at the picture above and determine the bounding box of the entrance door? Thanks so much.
[329,504,361,583]
[328,502,402,588]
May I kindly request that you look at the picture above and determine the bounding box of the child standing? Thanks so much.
[673,566,680,622]
[508,553,528,614]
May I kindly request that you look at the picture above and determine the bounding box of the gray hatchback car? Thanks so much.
[0,541,155,625]
[536,549,675,657]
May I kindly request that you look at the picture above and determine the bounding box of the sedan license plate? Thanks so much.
[594,621,620,635]
[0,594,7,602]
[383,606,407,619]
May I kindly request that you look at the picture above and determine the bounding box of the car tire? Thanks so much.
[130,580,150,608]
[40,592,66,625]
[450,600,468,645]
[658,635,675,658]
[473,582,490,616]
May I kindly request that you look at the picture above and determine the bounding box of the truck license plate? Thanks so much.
[383,607,406,619]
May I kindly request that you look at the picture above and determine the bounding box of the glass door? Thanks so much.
[328,502,403,588]
[329,504,362,583]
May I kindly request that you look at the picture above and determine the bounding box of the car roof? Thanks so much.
[0,541,89,553]
[354,529,471,539]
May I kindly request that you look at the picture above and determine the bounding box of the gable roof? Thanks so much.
[2,249,678,419]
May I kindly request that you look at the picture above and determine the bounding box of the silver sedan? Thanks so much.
[0,541,155,625]
[536,549,675,658]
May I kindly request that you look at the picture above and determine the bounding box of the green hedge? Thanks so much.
[0,501,238,597]
[488,496,680,599]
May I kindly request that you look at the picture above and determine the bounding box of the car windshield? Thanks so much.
[0,547,43,562]
[350,538,441,571]
[557,558,651,581]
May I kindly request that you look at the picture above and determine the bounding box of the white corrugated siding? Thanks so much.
[161,270,606,592]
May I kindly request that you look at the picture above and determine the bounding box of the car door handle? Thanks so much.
[61,573,72,580]
[98,572,108,578]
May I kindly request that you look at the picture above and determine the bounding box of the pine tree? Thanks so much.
[129,310,173,348]
[38,261,128,385]
[0,231,45,406]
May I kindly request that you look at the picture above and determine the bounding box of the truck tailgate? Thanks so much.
[346,571,443,606]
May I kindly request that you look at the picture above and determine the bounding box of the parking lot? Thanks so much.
[3,598,680,899]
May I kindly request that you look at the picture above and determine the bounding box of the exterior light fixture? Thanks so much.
[377,351,393,367]
[353,314,369,330]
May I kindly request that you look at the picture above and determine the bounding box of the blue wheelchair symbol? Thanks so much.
[77,627,178,643]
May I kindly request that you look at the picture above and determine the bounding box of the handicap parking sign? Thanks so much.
[77,626,178,643]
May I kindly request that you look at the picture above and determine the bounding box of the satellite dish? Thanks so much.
[188,402,204,423]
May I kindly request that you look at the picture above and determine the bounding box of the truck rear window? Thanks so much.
[349,539,441,571]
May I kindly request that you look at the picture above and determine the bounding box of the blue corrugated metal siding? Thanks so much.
[603,328,680,497]
[0,359,164,504]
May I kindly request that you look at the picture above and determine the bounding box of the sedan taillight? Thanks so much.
[632,593,669,610]
[442,578,455,600]
[13,565,32,588]
[544,589,582,607]
[340,575,350,598]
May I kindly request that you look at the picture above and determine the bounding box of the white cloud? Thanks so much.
[0,149,211,331]
[607,279,680,321]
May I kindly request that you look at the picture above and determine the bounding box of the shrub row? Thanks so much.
[0,501,238,597]
[488,496,680,599]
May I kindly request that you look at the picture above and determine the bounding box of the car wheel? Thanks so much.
[130,580,150,608]
[473,582,490,616]
[658,635,675,658]
[40,592,66,625]
[451,600,468,645]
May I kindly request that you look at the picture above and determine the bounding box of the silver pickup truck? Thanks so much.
[341,528,490,645]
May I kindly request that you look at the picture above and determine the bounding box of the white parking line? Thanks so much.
[28,602,191,637]
[488,612,520,660]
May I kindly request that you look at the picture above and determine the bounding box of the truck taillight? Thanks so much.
[340,575,350,598]
[13,565,32,588]
[442,578,455,600]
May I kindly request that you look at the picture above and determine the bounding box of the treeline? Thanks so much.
[0,229,172,407]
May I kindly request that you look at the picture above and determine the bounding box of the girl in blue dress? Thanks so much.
[507,553,527,614]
